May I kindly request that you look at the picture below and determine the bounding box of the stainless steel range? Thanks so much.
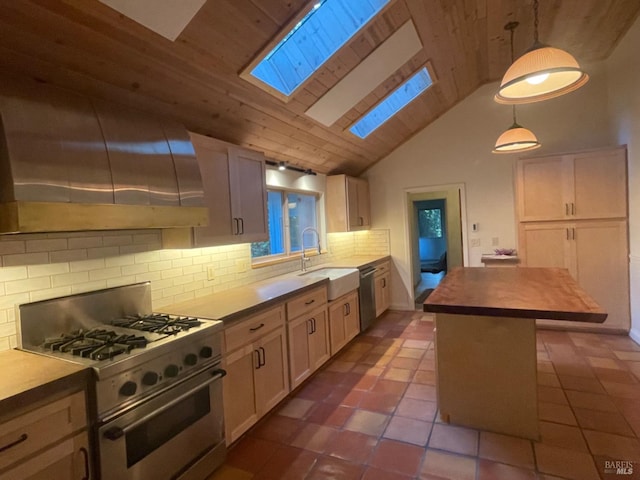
[18,282,226,480]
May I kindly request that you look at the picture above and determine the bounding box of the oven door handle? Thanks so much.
[103,368,227,441]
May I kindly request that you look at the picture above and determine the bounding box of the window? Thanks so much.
[248,0,391,97]
[418,208,443,239]
[349,67,433,138]
[251,190,320,260]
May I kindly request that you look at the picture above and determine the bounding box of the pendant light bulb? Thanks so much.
[493,22,541,154]
[495,0,588,104]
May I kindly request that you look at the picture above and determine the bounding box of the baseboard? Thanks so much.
[630,327,640,346]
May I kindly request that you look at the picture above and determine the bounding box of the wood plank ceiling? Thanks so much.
[0,0,638,176]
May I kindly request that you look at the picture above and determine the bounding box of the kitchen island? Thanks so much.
[423,267,606,439]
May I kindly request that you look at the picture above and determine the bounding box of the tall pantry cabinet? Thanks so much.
[516,146,630,332]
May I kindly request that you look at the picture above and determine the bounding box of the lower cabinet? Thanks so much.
[374,263,391,317]
[0,390,90,480]
[287,307,330,390]
[223,306,289,444]
[328,290,360,355]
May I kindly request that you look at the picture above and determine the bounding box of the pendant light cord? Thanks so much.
[533,0,539,43]
[505,21,520,127]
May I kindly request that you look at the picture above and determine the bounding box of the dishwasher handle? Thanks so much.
[359,266,377,277]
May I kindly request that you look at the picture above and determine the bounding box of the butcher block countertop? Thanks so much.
[163,255,389,322]
[424,267,607,323]
[0,349,89,418]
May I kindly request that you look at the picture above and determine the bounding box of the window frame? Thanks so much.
[239,0,396,102]
[251,187,322,264]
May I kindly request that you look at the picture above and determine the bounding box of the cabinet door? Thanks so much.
[228,146,268,242]
[519,223,574,276]
[255,327,289,415]
[328,300,347,356]
[357,180,371,228]
[572,148,627,219]
[223,345,258,444]
[516,156,569,221]
[375,273,391,317]
[309,309,330,371]
[343,292,360,343]
[574,221,630,330]
[346,177,362,230]
[0,433,90,480]
[287,316,312,389]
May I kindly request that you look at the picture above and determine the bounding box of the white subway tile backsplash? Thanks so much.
[52,271,90,288]
[0,228,390,351]
[30,286,73,302]
[27,263,69,278]
[26,238,67,253]
[0,322,16,338]
[5,276,51,295]
[89,267,122,281]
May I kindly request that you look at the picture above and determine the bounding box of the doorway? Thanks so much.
[407,187,465,310]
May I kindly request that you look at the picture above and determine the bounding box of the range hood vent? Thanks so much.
[0,77,207,234]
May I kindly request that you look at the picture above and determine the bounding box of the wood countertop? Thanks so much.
[162,255,390,322]
[424,267,607,323]
[0,349,89,419]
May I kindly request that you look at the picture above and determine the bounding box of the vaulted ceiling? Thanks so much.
[0,0,638,176]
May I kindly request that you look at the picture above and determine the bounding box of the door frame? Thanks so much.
[404,183,468,303]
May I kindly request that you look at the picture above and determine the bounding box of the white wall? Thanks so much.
[606,17,640,342]
[365,60,613,310]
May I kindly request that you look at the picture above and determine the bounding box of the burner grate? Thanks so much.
[41,328,148,360]
[112,314,202,334]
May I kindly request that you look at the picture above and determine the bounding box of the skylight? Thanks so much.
[349,67,433,139]
[249,0,391,97]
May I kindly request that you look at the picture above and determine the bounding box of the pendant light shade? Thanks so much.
[495,44,589,104]
[493,22,541,154]
[494,0,588,104]
[493,121,541,153]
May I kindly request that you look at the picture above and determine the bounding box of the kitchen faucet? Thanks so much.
[300,226,321,272]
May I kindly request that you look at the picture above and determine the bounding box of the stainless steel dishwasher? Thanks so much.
[358,265,377,331]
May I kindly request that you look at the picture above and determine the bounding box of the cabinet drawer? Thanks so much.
[374,261,390,277]
[225,305,285,352]
[286,286,327,320]
[0,391,86,472]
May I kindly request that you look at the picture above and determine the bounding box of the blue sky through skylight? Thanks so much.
[250,0,391,96]
[349,68,433,138]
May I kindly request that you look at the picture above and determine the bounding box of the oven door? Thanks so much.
[98,365,226,480]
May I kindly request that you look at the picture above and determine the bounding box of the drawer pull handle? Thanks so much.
[0,433,28,453]
[79,446,90,480]
[249,323,265,332]
[305,299,315,305]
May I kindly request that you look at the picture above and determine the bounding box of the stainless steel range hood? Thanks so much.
[0,77,208,234]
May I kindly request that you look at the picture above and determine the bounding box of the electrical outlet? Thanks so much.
[470,238,481,248]
[237,259,249,273]
[492,237,499,246]
[206,266,215,281]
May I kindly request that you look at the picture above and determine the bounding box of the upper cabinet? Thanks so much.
[163,133,268,248]
[326,175,371,232]
[516,146,627,222]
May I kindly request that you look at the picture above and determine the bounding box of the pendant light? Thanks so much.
[493,22,541,154]
[495,0,588,104]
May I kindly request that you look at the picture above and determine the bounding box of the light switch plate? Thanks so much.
[206,266,215,281]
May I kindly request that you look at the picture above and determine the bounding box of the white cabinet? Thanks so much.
[162,133,268,247]
[519,220,630,331]
[374,261,391,317]
[328,290,360,355]
[286,286,330,390]
[222,306,289,444]
[516,146,627,222]
[0,391,90,480]
[326,175,371,232]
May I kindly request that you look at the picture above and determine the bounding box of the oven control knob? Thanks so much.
[184,353,198,366]
[142,372,159,386]
[199,346,213,359]
[164,364,179,378]
[119,381,137,397]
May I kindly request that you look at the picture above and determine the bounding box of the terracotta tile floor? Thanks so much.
[209,310,640,480]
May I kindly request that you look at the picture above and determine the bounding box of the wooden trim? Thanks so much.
[0,201,208,233]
